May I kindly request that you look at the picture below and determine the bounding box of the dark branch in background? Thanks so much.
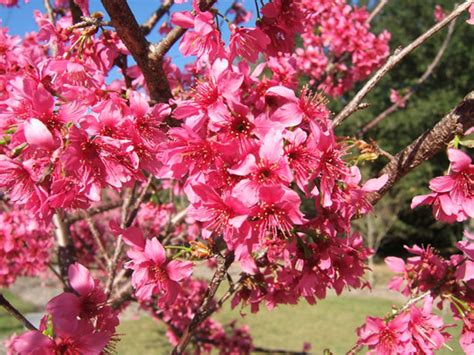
[100,0,172,103]
[172,252,235,354]
[367,91,474,205]
[105,177,153,298]
[83,211,110,269]
[141,0,174,36]
[366,0,389,24]
[0,294,37,331]
[332,0,472,127]
[69,0,83,24]
[357,18,456,136]
[67,200,122,224]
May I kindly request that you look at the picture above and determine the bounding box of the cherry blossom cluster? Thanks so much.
[295,0,391,96]
[8,263,119,355]
[0,0,471,353]
[411,148,473,223]
[356,232,474,353]
[0,209,52,287]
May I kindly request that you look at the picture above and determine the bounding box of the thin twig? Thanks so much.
[43,0,55,23]
[172,252,235,354]
[366,0,389,24]
[83,211,111,267]
[47,263,69,289]
[366,91,474,206]
[141,0,174,36]
[67,200,122,224]
[333,0,472,127]
[358,18,457,136]
[105,177,153,298]
[0,294,37,331]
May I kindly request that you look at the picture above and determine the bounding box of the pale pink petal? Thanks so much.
[24,118,56,150]
[265,86,298,102]
[145,238,166,265]
[362,174,388,192]
[448,148,471,172]
[429,175,454,192]
[385,257,405,273]
[166,260,193,281]
[228,154,256,176]
[68,263,95,295]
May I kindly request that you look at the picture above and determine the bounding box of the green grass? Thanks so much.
[117,317,172,354]
[116,294,464,354]
[0,290,39,338]
[116,295,396,354]
[0,283,464,354]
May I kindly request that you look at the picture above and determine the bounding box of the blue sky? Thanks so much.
[0,0,258,69]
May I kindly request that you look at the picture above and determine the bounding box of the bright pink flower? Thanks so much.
[8,318,110,355]
[188,183,250,239]
[229,129,293,202]
[179,11,224,62]
[124,235,193,303]
[265,86,330,127]
[248,185,306,239]
[411,148,474,223]
[23,118,57,150]
[46,263,119,333]
[229,25,270,62]
[406,298,451,353]
[357,313,411,354]
[0,156,49,217]
[0,0,18,7]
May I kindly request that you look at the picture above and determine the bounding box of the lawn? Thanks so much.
[116,293,464,354]
[0,283,465,354]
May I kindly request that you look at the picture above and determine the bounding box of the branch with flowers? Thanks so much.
[0,0,472,354]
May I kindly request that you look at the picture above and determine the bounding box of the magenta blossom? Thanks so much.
[411,148,474,223]
[123,233,193,303]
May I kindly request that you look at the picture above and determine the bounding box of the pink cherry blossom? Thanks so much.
[123,234,193,303]
[411,148,474,222]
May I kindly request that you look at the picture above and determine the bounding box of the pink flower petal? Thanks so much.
[68,263,95,295]
[166,260,193,281]
[145,238,166,265]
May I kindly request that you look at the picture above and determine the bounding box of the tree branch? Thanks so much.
[105,177,153,298]
[141,0,174,36]
[367,91,474,205]
[366,0,389,24]
[66,200,122,224]
[333,0,472,127]
[172,252,235,354]
[53,212,76,291]
[0,294,37,331]
[44,0,55,23]
[100,0,172,103]
[69,0,83,24]
[83,211,110,268]
[358,18,456,136]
